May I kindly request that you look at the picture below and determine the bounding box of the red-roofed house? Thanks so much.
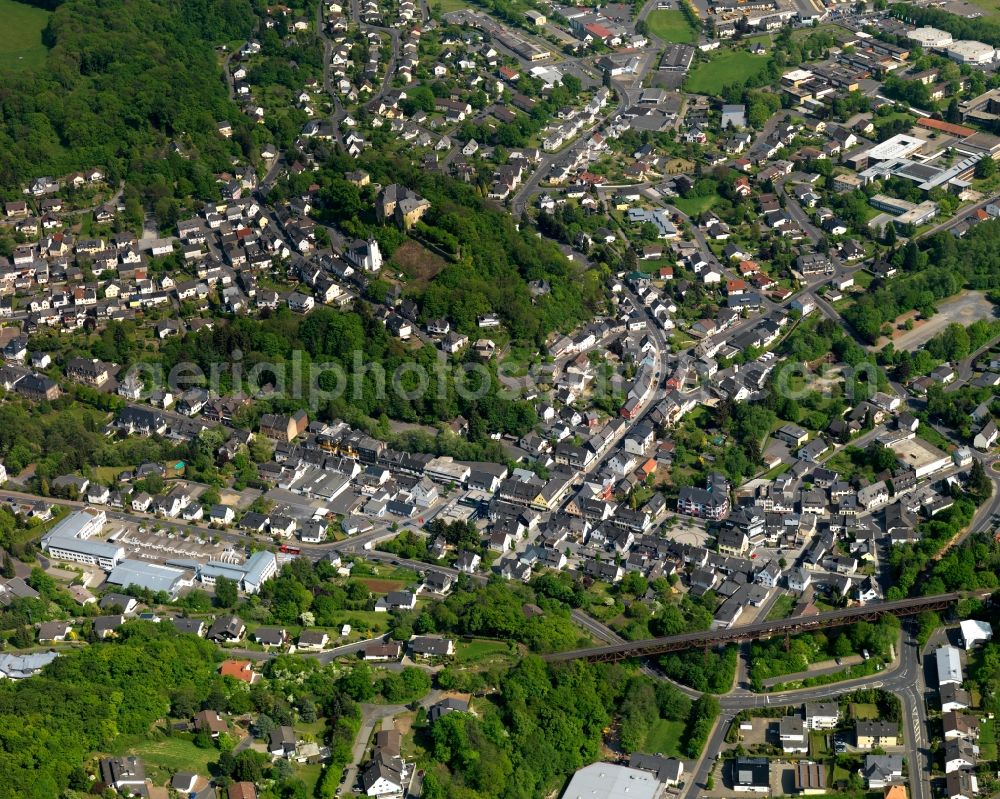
[229,782,258,799]
[578,172,607,186]
[219,659,260,683]
[584,22,614,43]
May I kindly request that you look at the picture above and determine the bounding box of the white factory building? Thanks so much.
[561,764,660,799]
[169,550,279,595]
[40,508,125,570]
[907,26,953,49]
[947,40,996,65]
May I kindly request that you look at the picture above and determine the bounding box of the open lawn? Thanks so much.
[456,638,513,663]
[809,732,829,759]
[639,257,676,275]
[118,735,218,783]
[849,702,879,720]
[91,465,134,482]
[672,194,718,217]
[646,9,697,44]
[969,0,1000,20]
[322,610,391,637]
[823,448,875,484]
[294,762,324,794]
[642,719,686,758]
[0,0,50,71]
[873,111,915,135]
[765,594,796,621]
[685,50,771,95]
[980,718,997,761]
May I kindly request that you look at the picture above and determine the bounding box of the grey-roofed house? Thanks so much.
[297,630,329,651]
[428,696,470,723]
[863,754,904,788]
[409,635,454,658]
[254,626,287,648]
[99,756,146,791]
[207,615,246,643]
[93,614,125,639]
[37,621,72,643]
[269,725,297,757]
[172,617,206,636]
[0,651,59,679]
[629,753,684,786]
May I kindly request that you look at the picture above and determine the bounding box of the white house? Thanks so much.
[974,420,998,451]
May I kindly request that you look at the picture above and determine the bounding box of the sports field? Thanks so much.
[0,0,50,71]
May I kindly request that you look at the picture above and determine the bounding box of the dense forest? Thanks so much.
[0,0,257,201]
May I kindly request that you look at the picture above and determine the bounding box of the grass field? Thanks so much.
[646,9,697,44]
[119,735,218,783]
[685,50,771,95]
[809,731,829,759]
[765,594,796,621]
[391,239,449,288]
[294,762,324,794]
[642,719,686,758]
[0,0,49,71]
[456,638,512,663]
[980,718,997,761]
[873,111,915,135]
[672,194,718,217]
[357,577,409,593]
[849,702,879,720]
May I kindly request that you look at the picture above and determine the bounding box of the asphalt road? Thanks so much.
[680,625,931,799]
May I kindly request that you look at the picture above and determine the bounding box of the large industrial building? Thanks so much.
[106,560,196,599]
[40,509,124,570]
[169,550,279,595]
[40,507,278,597]
[561,763,660,799]
[907,26,953,49]
[947,40,996,65]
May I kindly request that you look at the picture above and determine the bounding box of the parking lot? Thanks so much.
[116,521,239,563]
